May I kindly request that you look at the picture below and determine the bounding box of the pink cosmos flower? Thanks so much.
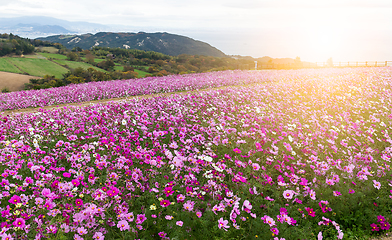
[218,217,229,231]
[117,220,130,231]
[77,227,88,235]
[333,191,341,196]
[1,234,12,240]
[74,234,83,240]
[165,215,174,220]
[283,190,295,199]
[349,189,355,194]
[183,200,194,211]
[326,179,334,186]
[271,227,279,235]
[158,232,167,238]
[125,213,134,222]
[176,221,183,226]
[242,200,252,212]
[233,148,242,154]
[177,194,185,203]
[196,211,202,218]
[252,163,260,171]
[136,214,147,224]
[93,232,104,239]
[318,231,323,240]
[373,180,381,190]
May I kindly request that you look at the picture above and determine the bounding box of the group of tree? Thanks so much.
[25,67,138,90]
[0,33,35,56]
[87,47,255,75]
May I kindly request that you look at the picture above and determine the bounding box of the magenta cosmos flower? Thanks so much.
[305,207,316,217]
[218,217,229,231]
[270,227,279,235]
[13,218,26,228]
[75,198,83,206]
[160,199,171,207]
[8,195,21,205]
[370,223,379,231]
[380,222,391,231]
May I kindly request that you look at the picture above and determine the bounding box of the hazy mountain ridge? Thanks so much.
[37,32,227,57]
[0,16,111,38]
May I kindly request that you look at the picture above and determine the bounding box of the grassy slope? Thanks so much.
[53,59,108,72]
[134,69,149,78]
[0,58,24,74]
[114,65,149,78]
[7,58,69,79]
[36,47,59,53]
[39,53,68,60]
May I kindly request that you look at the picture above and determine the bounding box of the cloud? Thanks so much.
[223,0,392,9]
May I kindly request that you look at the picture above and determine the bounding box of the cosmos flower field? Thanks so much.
[0,68,391,239]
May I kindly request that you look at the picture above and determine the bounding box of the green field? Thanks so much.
[39,53,68,60]
[35,46,59,53]
[81,57,106,63]
[0,58,24,74]
[114,65,123,71]
[134,69,149,78]
[113,65,149,78]
[7,58,69,79]
[53,60,107,72]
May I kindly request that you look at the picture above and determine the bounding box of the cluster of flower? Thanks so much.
[0,67,391,239]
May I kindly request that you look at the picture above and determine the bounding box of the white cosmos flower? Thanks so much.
[204,156,213,162]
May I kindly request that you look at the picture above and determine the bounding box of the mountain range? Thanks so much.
[37,32,226,57]
[0,16,111,38]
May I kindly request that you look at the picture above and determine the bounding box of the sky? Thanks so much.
[1,0,392,62]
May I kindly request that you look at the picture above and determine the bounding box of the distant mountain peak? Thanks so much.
[38,32,226,57]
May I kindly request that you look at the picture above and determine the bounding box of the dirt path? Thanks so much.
[0,82,264,116]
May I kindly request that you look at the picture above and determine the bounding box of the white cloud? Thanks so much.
[0,0,391,61]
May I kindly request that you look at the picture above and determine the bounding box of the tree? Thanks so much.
[66,52,79,61]
[85,53,95,64]
[97,60,115,71]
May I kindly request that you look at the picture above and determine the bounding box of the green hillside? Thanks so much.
[53,59,108,72]
[7,58,69,79]
[0,58,24,74]
[39,53,68,60]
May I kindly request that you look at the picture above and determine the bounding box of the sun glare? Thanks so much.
[304,25,345,62]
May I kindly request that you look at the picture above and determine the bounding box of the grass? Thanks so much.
[134,69,149,78]
[81,57,107,63]
[6,57,69,79]
[53,60,108,73]
[113,65,149,78]
[114,65,123,71]
[0,58,24,74]
[39,53,68,60]
[36,46,59,53]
